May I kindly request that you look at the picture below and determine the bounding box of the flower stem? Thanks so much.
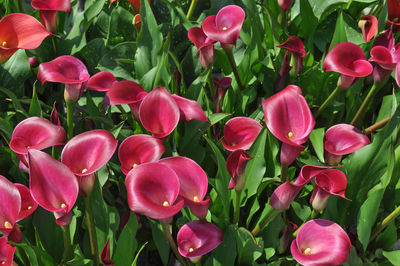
[84,195,99,266]
[61,224,73,261]
[186,0,197,20]
[351,82,380,126]
[251,205,281,236]
[66,101,74,139]
[370,205,400,243]
[224,48,244,91]
[206,68,216,99]
[314,87,340,119]
[365,116,391,135]
[161,223,188,266]
[233,190,242,225]
[310,209,320,219]
[281,165,288,182]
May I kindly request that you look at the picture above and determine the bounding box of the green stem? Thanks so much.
[225,49,244,91]
[310,209,320,219]
[172,128,179,156]
[84,195,99,266]
[365,117,391,135]
[66,101,74,139]
[350,82,380,126]
[161,223,188,266]
[206,68,216,99]
[281,165,288,182]
[251,206,281,236]
[370,205,400,243]
[345,0,353,9]
[233,190,242,225]
[186,0,197,20]
[315,87,340,119]
[61,224,73,261]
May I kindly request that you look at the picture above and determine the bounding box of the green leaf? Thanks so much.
[84,0,106,22]
[329,11,347,50]
[59,6,87,55]
[149,219,169,266]
[14,244,39,266]
[113,213,138,266]
[382,250,400,265]
[131,242,148,266]
[108,6,135,45]
[235,227,263,265]
[208,113,232,126]
[0,50,30,89]
[206,225,237,266]
[309,128,325,163]
[29,82,42,117]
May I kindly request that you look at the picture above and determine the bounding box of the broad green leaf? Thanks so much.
[235,227,263,265]
[59,6,86,55]
[149,220,169,266]
[78,38,107,74]
[0,117,12,143]
[29,83,43,117]
[208,113,232,126]
[374,221,397,251]
[84,0,106,22]
[264,129,281,178]
[0,50,30,89]
[382,250,400,265]
[309,128,325,163]
[108,6,135,45]
[206,225,237,266]
[13,243,39,266]
[298,0,319,48]
[329,11,347,50]
[113,213,138,266]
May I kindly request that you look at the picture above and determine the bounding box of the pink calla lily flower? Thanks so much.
[87,71,117,92]
[126,162,184,220]
[202,5,245,49]
[188,27,215,68]
[0,237,16,266]
[278,0,293,10]
[291,219,351,265]
[222,117,263,151]
[274,52,292,92]
[38,55,90,102]
[118,134,165,175]
[324,124,370,165]
[0,13,51,64]
[139,87,180,138]
[31,0,71,33]
[28,149,78,225]
[101,239,114,266]
[213,77,232,112]
[388,0,400,32]
[171,94,208,122]
[359,15,378,43]
[226,150,252,191]
[15,184,38,221]
[177,220,223,262]
[323,42,373,89]
[159,156,210,219]
[263,85,315,166]
[0,175,21,236]
[278,36,305,75]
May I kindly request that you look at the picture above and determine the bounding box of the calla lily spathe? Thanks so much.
[0,175,21,237]
[359,15,378,43]
[222,117,263,151]
[87,71,117,92]
[278,36,305,75]
[226,149,252,191]
[31,0,71,33]
[188,27,215,68]
[0,237,15,266]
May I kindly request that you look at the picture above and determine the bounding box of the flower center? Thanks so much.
[27,206,32,210]
[132,163,138,168]
[288,131,294,140]
[189,248,194,253]
[1,261,5,264]
[4,221,12,229]
[222,26,228,30]
[1,41,7,47]
[60,203,67,209]
[162,201,169,207]
[193,196,200,202]
[303,247,312,255]
[81,168,88,174]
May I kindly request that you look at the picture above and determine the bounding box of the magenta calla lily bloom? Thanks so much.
[159,156,210,219]
[139,87,180,138]
[177,220,223,261]
[270,165,328,210]
[0,13,51,64]
[291,219,351,265]
[278,0,293,10]
[0,175,21,236]
[38,55,90,102]
[118,134,165,175]
[226,150,252,191]
[388,0,400,32]
[310,169,348,211]
[28,149,78,224]
[15,184,38,221]
[29,57,39,68]
[213,77,232,112]
[202,5,245,48]
[323,42,373,89]
[359,15,378,43]
[101,239,114,266]
[263,85,315,166]
[0,237,15,266]
[274,52,292,92]
[188,27,215,68]
[278,36,305,75]
[222,117,263,151]
[324,124,370,165]
[125,162,184,220]
[31,0,71,33]
[171,94,208,122]
[87,71,117,92]
[61,129,118,195]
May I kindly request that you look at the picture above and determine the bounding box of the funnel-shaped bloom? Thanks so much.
[38,55,90,102]
[213,77,232,112]
[222,117,262,151]
[139,87,180,138]
[61,130,118,195]
[274,52,292,92]
[310,169,347,211]
[263,85,315,166]
[28,149,78,224]
[359,15,378,43]
[159,157,210,219]
[202,5,245,48]
[101,239,114,266]
[171,94,208,122]
[188,27,215,68]
[126,162,184,220]
[388,0,400,32]
[0,13,51,64]
[103,80,147,120]
[291,219,351,265]
[279,221,298,254]
[31,0,71,33]
[226,150,252,191]
[278,36,305,75]
[270,165,328,210]
[118,134,165,175]
[15,184,38,221]
[0,237,15,266]
[133,14,141,32]
[177,220,223,261]
[29,57,39,68]
[324,124,370,165]
[87,71,117,92]
[0,176,21,236]
[278,0,293,10]
[323,42,373,89]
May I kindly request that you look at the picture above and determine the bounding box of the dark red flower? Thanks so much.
[0,237,15,266]
[226,150,252,191]
[387,0,400,32]
[222,117,263,151]
[101,239,114,266]
[188,27,215,68]
[278,0,293,10]
[171,94,208,122]
[87,71,117,92]
[359,15,378,43]
[15,184,38,221]
[31,0,71,33]
[278,36,305,75]
[0,175,21,236]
